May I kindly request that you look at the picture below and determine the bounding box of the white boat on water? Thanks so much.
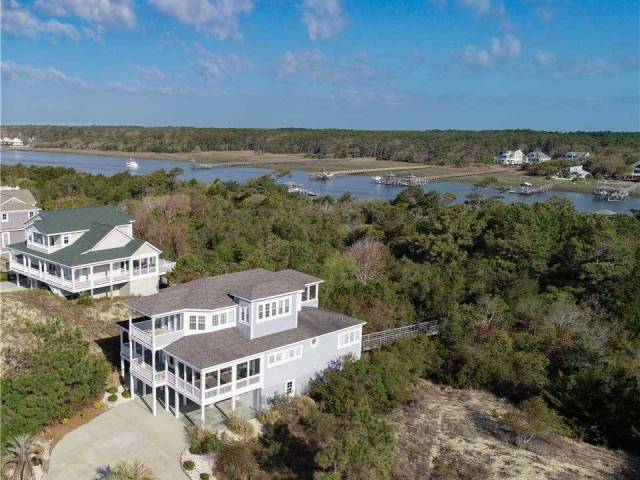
[126,158,139,170]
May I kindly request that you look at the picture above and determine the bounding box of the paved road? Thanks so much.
[48,398,188,480]
[0,280,25,293]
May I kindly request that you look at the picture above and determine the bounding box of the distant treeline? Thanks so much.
[3,125,640,168]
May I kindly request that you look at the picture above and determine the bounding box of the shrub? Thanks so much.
[256,408,282,426]
[76,292,93,306]
[0,322,109,439]
[199,474,210,480]
[107,386,119,394]
[122,389,131,398]
[183,460,195,471]
[216,441,259,480]
[260,422,291,469]
[187,425,221,455]
[94,401,106,410]
[108,394,118,402]
[226,415,255,438]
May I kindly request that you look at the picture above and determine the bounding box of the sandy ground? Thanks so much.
[387,380,640,480]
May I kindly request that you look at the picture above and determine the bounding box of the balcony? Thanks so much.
[203,374,261,402]
[130,357,167,385]
[159,259,176,274]
[129,319,183,350]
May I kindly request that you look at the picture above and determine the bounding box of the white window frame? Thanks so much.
[239,305,250,325]
[1,213,7,222]
[267,345,303,367]
[256,296,291,323]
[285,379,295,397]
[338,328,361,349]
[63,235,69,245]
[189,315,197,330]
[198,315,205,331]
[1,232,10,247]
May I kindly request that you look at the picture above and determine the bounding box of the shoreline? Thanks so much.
[6,147,639,197]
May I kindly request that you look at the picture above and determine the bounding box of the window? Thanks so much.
[311,338,318,347]
[240,305,249,325]
[212,314,219,326]
[63,235,69,245]
[278,300,283,315]
[198,316,205,330]
[268,345,303,367]
[303,284,317,301]
[237,362,248,380]
[258,304,264,320]
[285,380,295,396]
[249,358,260,376]
[205,371,218,389]
[189,315,197,330]
[220,312,228,325]
[29,211,35,218]
[338,329,361,349]
[220,367,232,385]
[284,298,290,313]
[1,213,7,222]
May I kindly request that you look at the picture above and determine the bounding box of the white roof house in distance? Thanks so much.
[563,151,591,159]
[568,165,589,179]
[525,150,551,163]
[631,160,640,180]
[496,150,525,165]
[118,268,365,423]
[1,137,24,147]
[7,206,175,297]
[0,186,40,260]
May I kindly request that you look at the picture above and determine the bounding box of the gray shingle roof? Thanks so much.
[28,206,131,234]
[0,189,37,212]
[164,307,364,368]
[124,269,323,316]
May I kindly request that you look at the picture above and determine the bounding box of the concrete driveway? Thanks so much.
[48,397,188,480]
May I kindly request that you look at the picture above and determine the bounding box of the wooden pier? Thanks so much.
[361,320,439,352]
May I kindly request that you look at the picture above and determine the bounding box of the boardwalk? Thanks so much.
[362,320,439,352]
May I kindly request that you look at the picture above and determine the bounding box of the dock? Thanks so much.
[593,186,630,202]
[287,183,317,197]
[312,165,511,179]
[509,183,553,195]
[361,321,439,352]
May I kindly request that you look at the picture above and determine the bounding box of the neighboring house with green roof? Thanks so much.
[7,205,175,297]
[0,186,40,260]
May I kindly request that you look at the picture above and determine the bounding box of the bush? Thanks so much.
[187,425,221,455]
[122,389,131,398]
[108,394,118,402]
[226,415,255,438]
[0,322,109,439]
[183,460,195,471]
[94,401,106,410]
[107,386,118,394]
[76,292,93,306]
[216,441,259,480]
[256,408,283,426]
[199,474,210,480]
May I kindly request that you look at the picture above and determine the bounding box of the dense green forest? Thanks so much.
[1,164,639,474]
[3,125,640,171]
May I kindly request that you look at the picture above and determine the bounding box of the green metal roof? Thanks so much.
[29,206,132,234]
[9,231,147,267]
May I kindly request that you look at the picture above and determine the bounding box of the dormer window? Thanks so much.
[302,284,317,301]
[257,298,290,321]
[63,235,69,245]
[1,213,7,222]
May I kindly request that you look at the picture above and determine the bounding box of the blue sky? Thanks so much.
[2,0,639,130]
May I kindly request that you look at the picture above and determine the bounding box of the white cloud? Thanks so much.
[457,0,493,15]
[193,44,251,79]
[554,56,639,79]
[332,86,412,107]
[276,49,378,83]
[301,0,347,41]
[150,0,253,40]
[534,49,557,65]
[462,32,521,68]
[130,65,166,80]
[1,61,88,88]
[1,2,81,41]
[535,5,553,21]
[106,81,216,96]
[35,0,135,28]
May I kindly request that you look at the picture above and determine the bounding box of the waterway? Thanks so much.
[2,150,639,214]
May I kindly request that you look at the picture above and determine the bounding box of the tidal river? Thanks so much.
[2,149,639,215]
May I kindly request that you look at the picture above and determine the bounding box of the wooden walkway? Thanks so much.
[362,320,439,352]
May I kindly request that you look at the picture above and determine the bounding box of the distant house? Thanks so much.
[631,160,640,180]
[525,150,551,163]
[7,205,175,297]
[1,137,24,147]
[496,150,525,165]
[568,165,589,179]
[0,187,40,259]
[563,151,591,159]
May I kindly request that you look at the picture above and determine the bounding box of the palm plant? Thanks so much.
[1,434,50,480]
[96,461,157,480]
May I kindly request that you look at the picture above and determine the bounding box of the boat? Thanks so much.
[371,176,383,184]
[593,185,629,202]
[308,170,335,180]
[287,182,317,197]
[126,158,139,170]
